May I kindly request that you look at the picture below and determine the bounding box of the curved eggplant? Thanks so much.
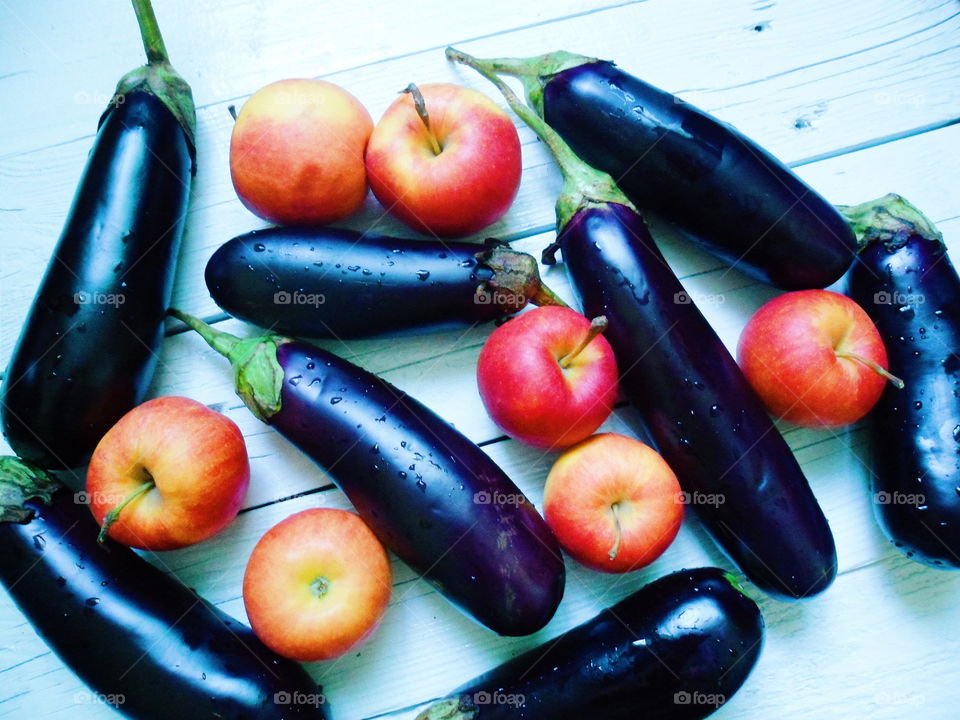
[452,50,856,290]
[0,458,327,719]
[169,310,565,636]
[448,48,837,599]
[205,228,564,339]
[0,0,194,469]
[845,194,960,568]
[416,567,763,720]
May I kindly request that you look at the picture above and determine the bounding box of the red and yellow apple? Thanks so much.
[543,433,683,573]
[365,82,521,237]
[87,396,250,550]
[476,306,619,449]
[243,508,392,661]
[737,289,901,427]
[230,78,373,225]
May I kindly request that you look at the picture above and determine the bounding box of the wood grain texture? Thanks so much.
[1,1,959,719]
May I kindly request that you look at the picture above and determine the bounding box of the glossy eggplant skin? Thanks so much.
[848,234,960,568]
[269,340,565,635]
[206,228,504,338]
[0,490,327,720]
[0,90,191,469]
[541,61,856,289]
[559,204,836,598]
[424,568,763,720]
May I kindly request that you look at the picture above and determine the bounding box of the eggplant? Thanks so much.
[844,195,960,568]
[416,567,763,720]
[0,0,194,469]
[205,228,565,338]
[449,48,836,599]
[0,457,327,719]
[168,310,565,635]
[450,49,856,290]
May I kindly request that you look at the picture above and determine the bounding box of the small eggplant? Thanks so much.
[448,48,837,599]
[169,310,565,635]
[416,567,764,720]
[844,194,960,568]
[449,49,856,290]
[204,227,565,338]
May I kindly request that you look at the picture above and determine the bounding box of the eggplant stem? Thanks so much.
[608,501,623,561]
[97,479,154,544]
[403,84,442,156]
[559,316,608,368]
[131,0,170,65]
[530,281,568,308]
[835,350,905,389]
[168,308,241,358]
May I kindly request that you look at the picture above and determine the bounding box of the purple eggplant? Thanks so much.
[0,457,327,719]
[448,48,836,599]
[416,568,763,720]
[169,310,565,635]
[450,50,855,290]
[205,227,565,338]
[844,195,960,568]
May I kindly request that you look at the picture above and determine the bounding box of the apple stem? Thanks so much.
[403,83,442,156]
[608,501,623,561]
[835,350,905,389]
[559,316,608,368]
[97,479,155,544]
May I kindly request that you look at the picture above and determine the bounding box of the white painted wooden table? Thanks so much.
[2,1,960,718]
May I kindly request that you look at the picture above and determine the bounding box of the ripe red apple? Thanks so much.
[230,78,373,225]
[365,82,521,237]
[543,433,683,573]
[243,508,392,661]
[87,396,250,550]
[477,306,619,449]
[737,289,902,428]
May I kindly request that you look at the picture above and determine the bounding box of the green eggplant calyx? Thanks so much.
[478,245,569,310]
[443,48,598,116]
[110,0,197,163]
[414,696,479,720]
[837,194,942,253]
[446,47,634,234]
[0,456,62,524]
[168,309,285,424]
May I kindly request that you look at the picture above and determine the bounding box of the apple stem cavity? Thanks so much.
[403,83,442,156]
[97,478,154,544]
[446,47,635,233]
[559,315,608,368]
[835,350,905,389]
[608,501,623,561]
[310,576,331,599]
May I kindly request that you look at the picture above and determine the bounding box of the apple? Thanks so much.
[543,433,683,573]
[477,306,619,449]
[230,78,373,225]
[737,289,903,428]
[365,82,521,237]
[87,396,250,550]
[243,508,391,661]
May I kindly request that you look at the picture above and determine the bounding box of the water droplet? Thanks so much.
[899,305,915,319]
[253,243,265,252]
[416,479,427,492]
[458,259,475,268]
[85,597,99,607]
[710,405,721,416]
[398,471,407,479]
[953,425,960,442]
[288,375,302,386]
[347,265,360,272]
[913,401,923,410]
[370,444,379,454]
[376,415,386,423]
[306,362,315,370]
[55,576,66,587]
[32,534,45,549]
[416,270,430,281]
[330,397,342,405]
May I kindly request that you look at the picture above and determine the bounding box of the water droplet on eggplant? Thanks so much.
[416,270,430,281]
[253,243,265,252]
[330,397,342,405]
